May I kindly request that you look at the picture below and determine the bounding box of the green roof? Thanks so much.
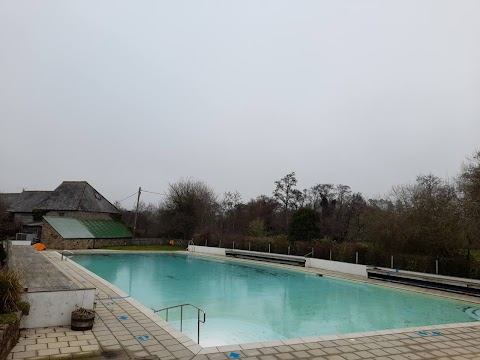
[81,220,132,238]
[44,216,132,239]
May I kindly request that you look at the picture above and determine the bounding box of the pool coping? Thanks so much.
[64,249,480,355]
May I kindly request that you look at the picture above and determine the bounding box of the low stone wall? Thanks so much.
[0,312,21,360]
[131,238,190,248]
[42,225,190,250]
[45,238,132,250]
[43,237,191,250]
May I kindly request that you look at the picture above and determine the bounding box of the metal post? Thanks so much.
[391,255,394,269]
[288,246,290,255]
[132,187,142,239]
[180,306,183,332]
[197,309,200,344]
[249,243,251,251]
[219,240,221,248]
[436,260,439,275]
[356,252,358,264]
[233,241,235,249]
[329,249,332,260]
[269,244,271,253]
[312,247,314,258]
[166,308,169,321]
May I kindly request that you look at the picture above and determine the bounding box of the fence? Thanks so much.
[191,237,480,280]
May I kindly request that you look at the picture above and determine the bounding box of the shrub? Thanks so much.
[288,208,320,242]
[17,301,30,315]
[72,307,94,316]
[0,270,23,313]
[0,312,19,325]
[248,218,265,237]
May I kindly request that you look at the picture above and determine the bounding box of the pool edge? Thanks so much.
[65,249,480,354]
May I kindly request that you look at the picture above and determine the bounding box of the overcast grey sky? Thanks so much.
[1,0,479,209]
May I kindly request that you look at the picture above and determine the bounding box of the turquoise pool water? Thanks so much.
[74,253,479,346]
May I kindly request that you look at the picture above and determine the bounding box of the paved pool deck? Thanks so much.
[7,250,480,360]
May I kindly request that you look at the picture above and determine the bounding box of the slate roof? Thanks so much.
[44,216,132,239]
[0,193,21,207]
[35,181,119,214]
[8,191,52,212]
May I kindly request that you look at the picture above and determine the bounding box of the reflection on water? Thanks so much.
[74,253,476,345]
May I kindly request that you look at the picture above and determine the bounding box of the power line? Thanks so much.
[117,192,138,203]
[142,189,167,196]
[117,189,165,205]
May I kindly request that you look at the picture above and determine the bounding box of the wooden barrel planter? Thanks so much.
[71,308,95,331]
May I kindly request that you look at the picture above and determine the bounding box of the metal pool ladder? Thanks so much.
[61,250,74,260]
[152,304,206,344]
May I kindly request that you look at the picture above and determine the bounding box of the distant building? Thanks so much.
[1,181,132,248]
[0,190,51,224]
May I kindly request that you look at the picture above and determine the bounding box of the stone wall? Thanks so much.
[14,211,113,225]
[0,312,21,360]
[44,237,133,250]
[41,223,190,249]
[13,213,33,225]
[46,211,113,221]
[40,220,62,248]
[131,238,190,247]
[91,238,132,248]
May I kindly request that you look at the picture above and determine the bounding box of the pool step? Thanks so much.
[367,267,480,296]
[225,249,306,267]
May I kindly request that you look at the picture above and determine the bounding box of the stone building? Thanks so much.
[2,181,131,247]
[2,190,51,225]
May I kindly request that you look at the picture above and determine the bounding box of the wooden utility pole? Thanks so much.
[132,187,142,239]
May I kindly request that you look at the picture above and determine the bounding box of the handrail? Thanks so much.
[304,251,313,257]
[152,303,206,344]
[61,250,74,260]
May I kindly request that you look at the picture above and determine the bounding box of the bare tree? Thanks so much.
[310,183,335,210]
[162,179,218,239]
[221,191,242,232]
[0,197,17,240]
[458,151,480,260]
[273,172,299,231]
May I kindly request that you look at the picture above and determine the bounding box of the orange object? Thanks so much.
[169,240,175,246]
[33,243,46,251]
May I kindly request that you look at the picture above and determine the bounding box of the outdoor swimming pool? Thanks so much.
[74,253,480,346]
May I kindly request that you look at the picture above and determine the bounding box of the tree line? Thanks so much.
[118,151,480,264]
[2,150,477,276]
